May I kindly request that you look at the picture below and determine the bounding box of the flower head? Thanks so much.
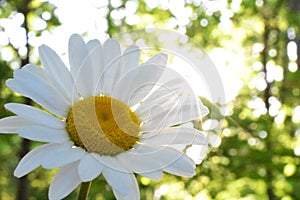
[0,34,209,199]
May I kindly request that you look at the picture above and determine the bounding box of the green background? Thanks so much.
[0,0,300,199]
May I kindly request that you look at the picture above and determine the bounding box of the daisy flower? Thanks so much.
[0,34,209,199]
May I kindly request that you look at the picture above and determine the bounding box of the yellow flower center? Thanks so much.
[66,96,140,156]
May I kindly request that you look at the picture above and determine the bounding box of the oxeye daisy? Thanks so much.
[0,34,209,200]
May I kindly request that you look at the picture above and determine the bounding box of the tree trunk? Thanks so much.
[16,1,31,199]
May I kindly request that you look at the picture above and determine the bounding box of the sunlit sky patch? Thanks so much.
[47,0,243,103]
[1,0,297,105]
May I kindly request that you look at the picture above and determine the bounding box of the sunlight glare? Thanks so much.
[1,47,14,61]
[274,110,286,125]
[252,61,263,71]
[288,62,298,72]
[268,96,281,117]
[154,185,169,199]
[186,145,208,164]
[0,31,9,46]
[202,119,219,130]
[259,131,267,139]
[31,17,47,31]
[292,106,300,123]
[231,0,242,12]
[294,146,300,156]
[287,27,296,40]
[41,11,51,20]
[248,97,267,117]
[287,41,297,61]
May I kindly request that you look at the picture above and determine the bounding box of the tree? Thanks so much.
[1,0,300,199]
[0,0,59,199]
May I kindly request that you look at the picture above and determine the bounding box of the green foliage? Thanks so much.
[1,0,300,199]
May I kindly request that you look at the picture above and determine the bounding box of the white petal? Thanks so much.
[78,153,103,182]
[138,171,163,180]
[10,65,70,115]
[208,133,222,147]
[140,127,208,146]
[112,173,140,200]
[163,151,196,178]
[118,144,194,177]
[68,34,94,97]
[112,53,167,106]
[42,142,86,169]
[102,39,121,95]
[117,45,140,82]
[0,116,33,133]
[117,150,163,174]
[49,162,81,200]
[133,63,208,132]
[135,85,177,120]
[6,68,70,116]
[68,34,88,78]
[86,39,104,95]
[95,155,129,173]
[14,143,58,177]
[22,64,48,79]
[86,39,101,51]
[141,52,167,67]
[110,46,140,97]
[199,101,209,117]
[170,144,186,152]
[131,145,195,177]
[186,144,208,164]
[136,77,193,119]
[102,167,132,195]
[39,45,79,103]
[4,103,65,128]
[181,122,194,128]
[141,97,206,133]
[19,126,69,143]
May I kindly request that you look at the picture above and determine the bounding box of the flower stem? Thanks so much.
[78,181,91,200]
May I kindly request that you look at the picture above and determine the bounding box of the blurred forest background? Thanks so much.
[1,0,300,199]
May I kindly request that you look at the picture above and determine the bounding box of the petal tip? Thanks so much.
[159,53,168,60]
[38,44,49,55]
[13,170,22,178]
[69,34,84,45]
[5,78,13,88]
[103,38,121,50]
[4,103,13,110]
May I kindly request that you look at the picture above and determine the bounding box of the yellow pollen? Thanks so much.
[66,96,140,156]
